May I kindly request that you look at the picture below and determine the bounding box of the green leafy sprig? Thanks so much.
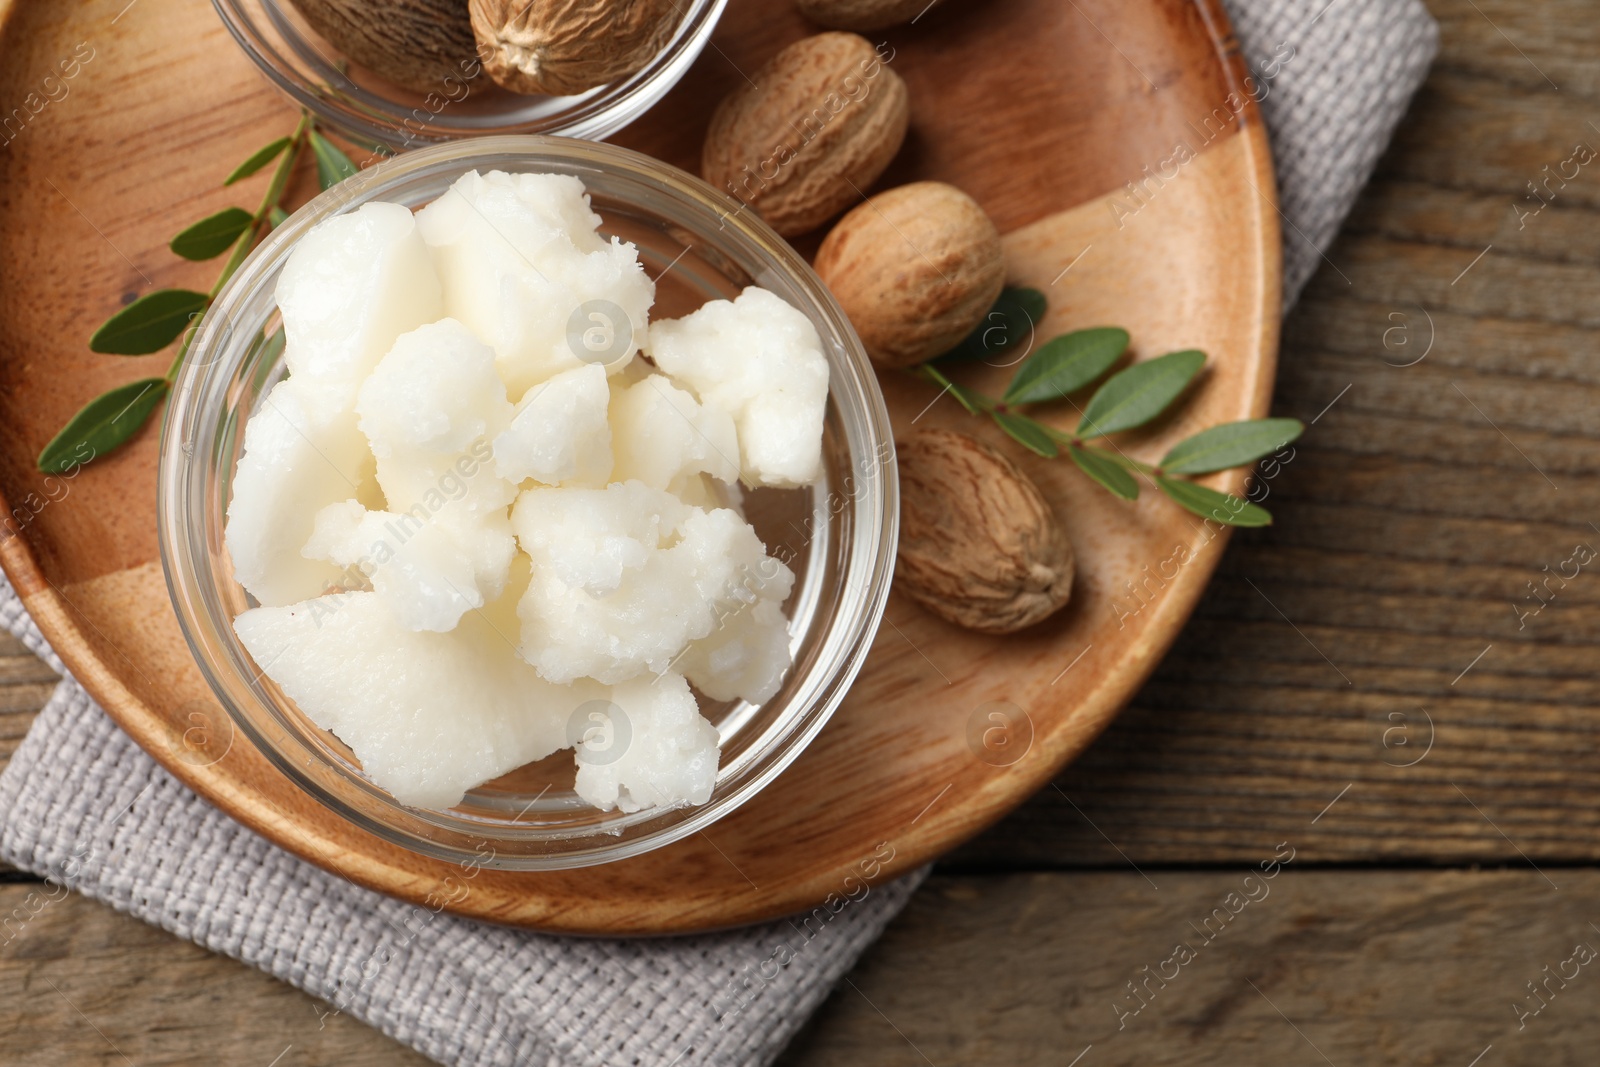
[916,287,1303,527]
[36,114,362,473]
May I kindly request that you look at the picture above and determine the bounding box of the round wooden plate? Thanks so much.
[0,0,1278,933]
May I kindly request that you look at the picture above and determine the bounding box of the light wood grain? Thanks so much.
[0,0,1278,933]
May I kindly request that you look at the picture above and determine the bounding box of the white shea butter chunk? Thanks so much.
[646,286,830,488]
[573,673,719,813]
[493,363,612,486]
[512,482,794,685]
[225,377,373,607]
[276,201,443,403]
[678,598,794,705]
[234,591,600,810]
[304,500,514,633]
[415,170,654,399]
[608,373,739,491]
[357,318,517,518]
[512,480,680,598]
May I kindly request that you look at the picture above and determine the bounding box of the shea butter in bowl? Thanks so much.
[159,137,896,871]
[212,0,727,149]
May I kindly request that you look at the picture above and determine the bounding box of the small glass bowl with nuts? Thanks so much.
[213,0,728,150]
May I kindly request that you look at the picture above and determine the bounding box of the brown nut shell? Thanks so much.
[701,32,909,237]
[895,428,1074,634]
[469,0,683,96]
[289,0,478,93]
[814,181,1006,368]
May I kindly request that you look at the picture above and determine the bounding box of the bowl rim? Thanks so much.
[158,135,900,871]
[210,0,731,149]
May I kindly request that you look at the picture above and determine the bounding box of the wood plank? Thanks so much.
[7,872,1599,1067]
[779,869,1600,1066]
[0,886,430,1066]
[1429,0,1600,96]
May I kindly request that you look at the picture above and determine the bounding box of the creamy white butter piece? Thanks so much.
[647,285,830,488]
[356,317,517,517]
[511,482,793,686]
[225,377,372,607]
[493,362,613,487]
[415,170,654,399]
[608,373,740,491]
[276,201,443,404]
[573,673,720,814]
[235,590,597,810]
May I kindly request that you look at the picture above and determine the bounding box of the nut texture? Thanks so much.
[814,181,1006,368]
[289,0,478,93]
[795,0,931,31]
[702,32,909,237]
[895,429,1074,634]
[469,0,683,96]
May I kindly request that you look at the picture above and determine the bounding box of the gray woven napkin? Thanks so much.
[1228,0,1439,305]
[0,2,1436,1064]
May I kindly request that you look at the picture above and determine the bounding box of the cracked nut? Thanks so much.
[469,0,683,96]
[895,428,1074,634]
[289,0,478,93]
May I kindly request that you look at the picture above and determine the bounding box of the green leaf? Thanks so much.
[917,364,991,416]
[1160,418,1305,475]
[936,287,1047,364]
[169,207,255,261]
[36,378,169,473]
[89,289,210,355]
[1068,445,1139,500]
[1156,477,1272,527]
[224,137,291,185]
[947,380,990,416]
[1004,327,1129,406]
[268,205,290,229]
[1077,349,1206,439]
[309,128,358,191]
[991,411,1058,457]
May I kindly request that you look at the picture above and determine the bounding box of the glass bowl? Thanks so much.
[212,0,728,149]
[159,136,897,871]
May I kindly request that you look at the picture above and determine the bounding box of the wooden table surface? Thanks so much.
[5,0,1599,1063]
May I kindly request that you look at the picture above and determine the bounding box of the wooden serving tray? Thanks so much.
[0,0,1278,933]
